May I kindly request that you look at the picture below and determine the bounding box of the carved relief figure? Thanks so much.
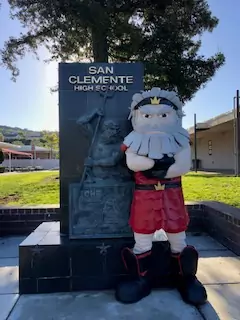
[76,109,128,181]
[72,107,133,236]
[116,87,207,306]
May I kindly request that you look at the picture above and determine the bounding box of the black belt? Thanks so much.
[135,182,181,190]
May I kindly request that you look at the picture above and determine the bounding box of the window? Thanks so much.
[208,140,212,155]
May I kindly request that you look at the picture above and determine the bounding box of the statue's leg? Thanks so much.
[85,168,93,181]
[116,183,157,304]
[166,231,186,253]
[115,232,154,304]
[133,232,153,253]
[166,231,207,306]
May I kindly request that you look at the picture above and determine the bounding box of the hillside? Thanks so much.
[0,125,41,137]
[0,125,58,137]
[0,125,59,149]
[0,125,58,138]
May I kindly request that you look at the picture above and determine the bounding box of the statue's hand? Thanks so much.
[96,107,104,117]
[84,157,94,167]
[154,156,175,171]
[165,145,191,179]
[142,156,175,179]
[142,168,168,179]
[76,116,86,125]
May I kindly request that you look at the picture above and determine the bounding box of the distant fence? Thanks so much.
[2,159,59,170]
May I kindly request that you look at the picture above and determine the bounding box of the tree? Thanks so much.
[32,139,45,147]
[0,0,225,101]
[42,131,59,159]
[17,132,25,140]
[0,133,4,142]
[12,140,24,146]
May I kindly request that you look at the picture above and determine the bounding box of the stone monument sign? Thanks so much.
[58,62,144,238]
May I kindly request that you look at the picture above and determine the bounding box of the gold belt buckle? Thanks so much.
[154,181,165,191]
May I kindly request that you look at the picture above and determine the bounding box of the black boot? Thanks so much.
[171,246,207,306]
[115,248,152,304]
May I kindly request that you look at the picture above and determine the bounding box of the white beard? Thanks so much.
[123,127,189,160]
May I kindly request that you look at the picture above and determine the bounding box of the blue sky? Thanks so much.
[0,0,239,131]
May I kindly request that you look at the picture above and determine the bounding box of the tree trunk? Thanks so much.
[89,1,109,62]
[91,27,108,62]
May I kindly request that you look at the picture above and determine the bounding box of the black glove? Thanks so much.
[153,155,175,170]
[142,155,175,179]
[143,168,167,179]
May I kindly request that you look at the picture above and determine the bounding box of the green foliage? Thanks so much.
[0,150,4,164]
[12,140,24,145]
[0,133,4,142]
[0,167,5,173]
[42,131,59,150]
[0,0,225,101]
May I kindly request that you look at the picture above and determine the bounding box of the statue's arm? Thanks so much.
[76,108,103,126]
[94,151,122,167]
[164,144,191,178]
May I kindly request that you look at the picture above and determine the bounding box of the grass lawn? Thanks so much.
[0,171,240,207]
[182,172,240,208]
[0,171,59,206]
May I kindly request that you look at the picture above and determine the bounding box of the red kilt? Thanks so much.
[129,172,189,234]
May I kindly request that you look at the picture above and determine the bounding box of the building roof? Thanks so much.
[0,141,51,152]
[0,141,19,149]
[188,110,235,134]
[17,145,51,152]
[3,132,18,137]
[25,133,41,138]
[2,148,32,157]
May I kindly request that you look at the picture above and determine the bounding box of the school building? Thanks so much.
[188,110,238,173]
[0,141,59,171]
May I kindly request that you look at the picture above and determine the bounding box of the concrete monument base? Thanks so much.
[19,222,173,294]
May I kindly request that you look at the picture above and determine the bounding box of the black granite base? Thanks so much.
[19,222,173,294]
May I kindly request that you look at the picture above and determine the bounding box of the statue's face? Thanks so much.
[124,88,189,159]
[132,104,180,134]
[101,121,121,143]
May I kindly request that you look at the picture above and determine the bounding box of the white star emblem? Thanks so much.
[96,243,111,255]
[30,246,44,255]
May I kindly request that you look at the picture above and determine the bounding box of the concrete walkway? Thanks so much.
[0,235,239,320]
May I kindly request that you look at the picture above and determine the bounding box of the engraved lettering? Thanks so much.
[89,66,97,74]
[68,70,134,92]
[74,85,82,91]
[69,76,77,84]
[126,76,134,84]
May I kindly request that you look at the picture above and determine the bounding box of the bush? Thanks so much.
[0,150,4,164]
[0,166,5,173]
[35,166,43,171]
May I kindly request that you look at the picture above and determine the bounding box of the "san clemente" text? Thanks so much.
[68,65,134,92]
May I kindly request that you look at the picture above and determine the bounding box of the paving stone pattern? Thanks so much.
[0,234,240,319]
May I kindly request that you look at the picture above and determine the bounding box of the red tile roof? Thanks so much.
[2,148,32,157]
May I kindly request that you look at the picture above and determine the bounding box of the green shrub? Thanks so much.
[0,166,5,173]
[0,150,4,164]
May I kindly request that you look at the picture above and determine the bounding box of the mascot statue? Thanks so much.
[116,87,207,306]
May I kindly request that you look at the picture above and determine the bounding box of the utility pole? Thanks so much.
[194,113,197,172]
[236,90,240,176]
[31,140,36,166]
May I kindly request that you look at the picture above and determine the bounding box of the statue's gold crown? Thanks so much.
[150,96,161,105]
